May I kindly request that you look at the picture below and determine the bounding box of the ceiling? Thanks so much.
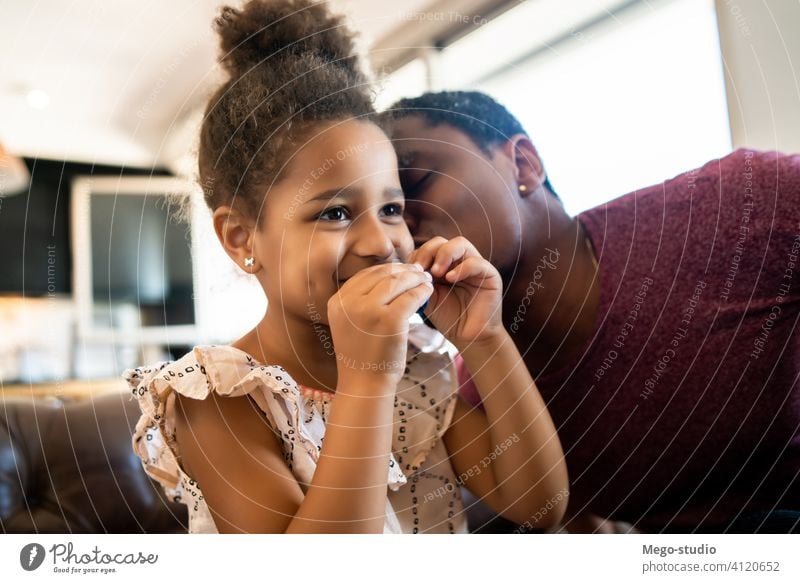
[0,0,437,169]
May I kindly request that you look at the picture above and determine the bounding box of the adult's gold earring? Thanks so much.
[244,257,254,267]
[518,184,527,193]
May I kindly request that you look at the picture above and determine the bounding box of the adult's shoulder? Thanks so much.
[697,147,800,185]
[578,148,800,216]
[715,147,799,167]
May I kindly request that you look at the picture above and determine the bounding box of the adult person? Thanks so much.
[380,90,800,533]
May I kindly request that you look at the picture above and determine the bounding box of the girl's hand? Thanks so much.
[327,262,433,391]
[408,236,503,348]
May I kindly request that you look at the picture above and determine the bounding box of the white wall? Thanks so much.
[716,0,800,153]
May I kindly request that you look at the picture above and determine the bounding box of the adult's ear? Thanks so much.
[503,134,547,198]
[212,205,260,273]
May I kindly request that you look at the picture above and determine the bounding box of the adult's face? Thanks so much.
[388,115,526,276]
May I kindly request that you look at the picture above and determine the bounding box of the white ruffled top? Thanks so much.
[123,323,468,534]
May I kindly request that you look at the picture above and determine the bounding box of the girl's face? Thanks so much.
[255,119,413,324]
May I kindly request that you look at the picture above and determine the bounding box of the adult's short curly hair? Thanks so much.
[198,0,376,226]
[380,90,559,201]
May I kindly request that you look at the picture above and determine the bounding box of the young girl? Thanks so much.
[123,0,568,534]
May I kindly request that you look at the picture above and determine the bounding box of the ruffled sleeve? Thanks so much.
[124,361,181,499]
[123,345,409,504]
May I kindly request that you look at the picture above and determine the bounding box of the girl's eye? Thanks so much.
[317,203,403,222]
[382,203,404,217]
[318,206,349,221]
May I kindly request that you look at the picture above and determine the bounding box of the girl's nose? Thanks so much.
[350,212,395,260]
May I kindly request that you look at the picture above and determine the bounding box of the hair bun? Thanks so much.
[198,0,375,218]
[215,0,359,77]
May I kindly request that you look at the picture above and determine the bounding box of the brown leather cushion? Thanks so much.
[0,390,520,533]
[0,392,187,533]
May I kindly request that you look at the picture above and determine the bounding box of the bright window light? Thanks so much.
[472,0,732,214]
[375,58,428,111]
[379,0,733,216]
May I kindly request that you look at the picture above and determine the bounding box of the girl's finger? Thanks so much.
[430,237,479,278]
[343,262,423,295]
[409,236,448,271]
[369,269,434,305]
[444,256,493,285]
[387,280,435,315]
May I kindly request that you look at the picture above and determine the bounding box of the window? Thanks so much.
[380,0,732,215]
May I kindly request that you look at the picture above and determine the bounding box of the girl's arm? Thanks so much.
[174,262,433,533]
[175,378,396,534]
[408,236,568,528]
[442,331,568,528]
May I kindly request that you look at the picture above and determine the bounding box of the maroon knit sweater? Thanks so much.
[460,149,800,531]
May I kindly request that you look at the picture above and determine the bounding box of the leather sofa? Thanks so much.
[0,391,517,534]
[0,392,187,533]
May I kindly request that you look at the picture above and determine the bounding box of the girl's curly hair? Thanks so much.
[198,0,375,226]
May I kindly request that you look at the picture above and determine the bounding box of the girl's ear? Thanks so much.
[213,205,260,273]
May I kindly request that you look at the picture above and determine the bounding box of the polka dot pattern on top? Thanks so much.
[123,322,468,533]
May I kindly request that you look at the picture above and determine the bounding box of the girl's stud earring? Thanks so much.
[244,257,255,267]
[518,184,527,193]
